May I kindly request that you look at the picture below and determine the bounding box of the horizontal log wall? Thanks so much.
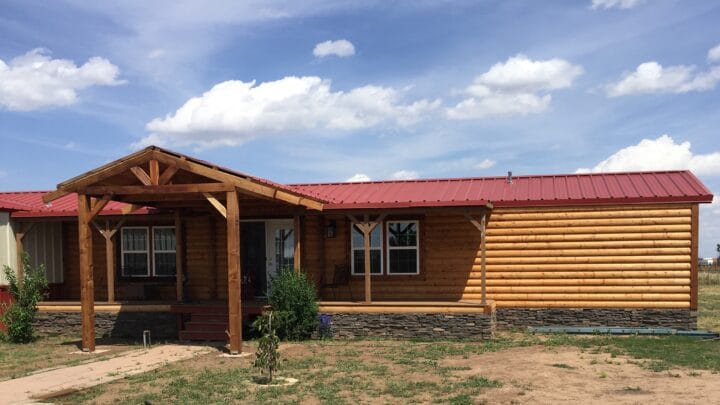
[313,204,694,309]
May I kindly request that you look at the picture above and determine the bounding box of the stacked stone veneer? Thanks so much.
[33,311,178,339]
[323,312,496,340]
[496,308,697,330]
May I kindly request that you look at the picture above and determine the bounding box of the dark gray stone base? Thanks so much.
[496,308,697,330]
[34,311,178,339]
[322,312,495,340]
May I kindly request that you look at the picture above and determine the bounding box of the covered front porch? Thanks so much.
[36,146,494,350]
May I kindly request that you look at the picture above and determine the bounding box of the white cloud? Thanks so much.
[708,43,720,63]
[346,173,371,182]
[576,134,720,176]
[475,159,496,170]
[148,48,167,59]
[141,76,440,149]
[391,170,419,180]
[606,62,720,97]
[0,48,123,111]
[591,0,642,9]
[447,54,583,119]
[313,39,355,58]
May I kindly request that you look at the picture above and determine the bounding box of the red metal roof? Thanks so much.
[0,191,149,218]
[0,170,713,217]
[290,170,713,209]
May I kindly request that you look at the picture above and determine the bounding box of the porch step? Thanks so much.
[184,321,227,332]
[179,330,228,341]
[189,313,229,323]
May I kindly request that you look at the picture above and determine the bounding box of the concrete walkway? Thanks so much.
[0,344,212,404]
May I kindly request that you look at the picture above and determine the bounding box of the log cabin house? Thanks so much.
[0,146,713,352]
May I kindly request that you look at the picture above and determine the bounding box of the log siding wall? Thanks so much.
[57,203,696,310]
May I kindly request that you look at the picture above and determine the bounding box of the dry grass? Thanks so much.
[699,270,720,331]
[0,335,135,381]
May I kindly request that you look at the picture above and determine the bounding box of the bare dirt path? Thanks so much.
[445,345,720,404]
[0,344,211,405]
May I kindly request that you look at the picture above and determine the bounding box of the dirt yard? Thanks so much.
[54,334,720,405]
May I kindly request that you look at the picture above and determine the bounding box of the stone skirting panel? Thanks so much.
[322,312,496,340]
[33,311,178,339]
[496,308,697,330]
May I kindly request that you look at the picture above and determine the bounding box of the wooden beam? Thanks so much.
[204,192,228,218]
[151,150,324,211]
[88,194,112,220]
[92,219,125,303]
[226,191,242,354]
[363,214,371,303]
[293,215,302,272]
[479,213,487,305]
[15,222,35,281]
[78,194,96,352]
[149,159,160,185]
[44,148,155,203]
[130,167,152,186]
[83,183,233,195]
[690,204,699,310]
[158,164,180,185]
[175,211,184,302]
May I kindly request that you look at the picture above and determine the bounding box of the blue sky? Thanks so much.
[0,0,719,255]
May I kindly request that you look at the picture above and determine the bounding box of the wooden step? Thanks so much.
[179,330,227,341]
[184,321,227,332]
[190,313,228,323]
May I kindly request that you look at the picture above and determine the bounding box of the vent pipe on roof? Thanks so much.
[507,171,513,184]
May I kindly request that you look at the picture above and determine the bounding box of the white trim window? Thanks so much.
[351,223,382,275]
[121,227,150,277]
[386,220,419,275]
[152,226,176,277]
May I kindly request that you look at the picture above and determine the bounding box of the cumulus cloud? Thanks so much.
[591,0,643,9]
[313,39,355,58]
[391,170,419,180]
[447,54,583,119]
[0,48,123,111]
[346,173,371,182]
[708,43,720,63]
[141,76,440,149]
[606,62,720,97]
[576,134,720,176]
[475,159,496,170]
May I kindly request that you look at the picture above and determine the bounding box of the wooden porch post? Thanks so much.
[92,219,125,303]
[363,214,371,303]
[466,209,490,305]
[78,194,96,352]
[293,214,302,272]
[175,210,184,302]
[226,190,242,354]
[15,222,35,281]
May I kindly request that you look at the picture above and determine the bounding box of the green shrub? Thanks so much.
[1,253,48,343]
[266,268,318,340]
[253,311,280,384]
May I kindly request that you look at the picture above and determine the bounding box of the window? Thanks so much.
[387,220,419,275]
[351,224,382,275]
[121,226,176,277]
[121,227,150,277]
[153,226,176,277]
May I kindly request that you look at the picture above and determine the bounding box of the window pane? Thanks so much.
[154,228,175,251]
[388,222,417,247]
[275,229,294,271]
[352,249,382,274]
[389,249,417,274]
[154,252,176,276]
[352,224,381,248]
[123,253,148,276]
[122,228,147,251]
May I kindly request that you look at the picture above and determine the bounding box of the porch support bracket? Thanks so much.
[347,213,386,304]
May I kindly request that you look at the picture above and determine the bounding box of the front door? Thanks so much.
[240,221,267,297]
[265,219,295,293]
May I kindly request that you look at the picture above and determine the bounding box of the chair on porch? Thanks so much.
[320,264,353,301]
